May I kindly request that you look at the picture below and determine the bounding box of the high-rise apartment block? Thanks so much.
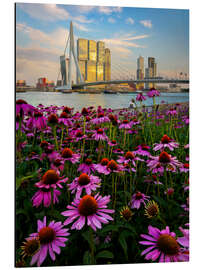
[76,38,111,84]
[60,55,69,85]
[137,56,144,89]
[144,57,157,89]
[104,48,111,81]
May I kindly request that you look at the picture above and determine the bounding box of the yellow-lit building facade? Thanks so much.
[77,38,111,84]
[77,39,88,60]
[88,40,97,62]
[86,61,96,82]
[104,48,111,81]
[96,62,104,81]
[137,56,144,89]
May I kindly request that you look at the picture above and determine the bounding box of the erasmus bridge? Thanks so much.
[56,22,189,91]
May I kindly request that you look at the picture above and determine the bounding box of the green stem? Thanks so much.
[89,227,95,264]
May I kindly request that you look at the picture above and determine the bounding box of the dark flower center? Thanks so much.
[40,140,49,148]
[85,158,92,165]
[78,173,90,186]
[39,227,55,244]
[135,192,143,200]
[159,151,171,163]
[22,238,40,256]
[34,111,43,118]
[53,159,61,167]
[16,99,27,104]
[123,120,129,124]
[146,203,159,217]
[111,140,117,144]
[44,147,53,154]
[184,163,189,168]
[107,160,118,171]
[78,195,98,216]
[101,158,109,166]
[141,144,149,150]
[81,107,88,116]
[97,128,103,134]
[63,107,71,114]
[76,131,83,137]
[98,112,104,118]
[60,112,68,118]
[121,209,132,221]
[48,114,58,124]
[42,170,59,185]
[157,234,180,255]
[161,135,171,144]
[62,148,73,158]
[125,151,134,160]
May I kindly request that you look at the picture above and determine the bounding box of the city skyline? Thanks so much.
[16,3,189,85]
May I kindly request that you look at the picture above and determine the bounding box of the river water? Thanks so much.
[16,91,189,111]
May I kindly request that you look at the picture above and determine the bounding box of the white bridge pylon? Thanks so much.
[57,21,84,90]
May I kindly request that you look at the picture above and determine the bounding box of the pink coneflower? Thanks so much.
[164,187,174,196]
[136,93,146,101]
[147,151,182,172]
[108,140,118,147]
[29,216,69,266]
[106,160,123,174]
[74,130,87,142]
[68,173,101,198]
[134,144,151,156]
[94,158,110,175]
[179,163,189,173]
[92,128,108,141]
[61,148,80,164]
[117,151,137,166]
[166,108,177,116]
[113,148,124,154]
[130,192,150,209]
[78,158,96,174]
[31,188,61,208]
[47,113,58,125]
[139,225,189,262]
[153,135,179,151]
[61,194,114,231]
[16,99,35,116]
[119,119,132,129]
[147,88,160,98]
[58,112,73,127]
[91,112,110,124]
[35,170,68,189]
[26,111,47,130]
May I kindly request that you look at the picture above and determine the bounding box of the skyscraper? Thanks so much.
[145,67,153,89]
[86,61,97,82]
[96,62,104,81]
[77,39,88,83]
[137,56,144,89]
[77,39,88,60]
[97,41,105,63]
[60,55,69,85]
[88,40,97,61]
[148,57,157,88]
[104,48,111,81]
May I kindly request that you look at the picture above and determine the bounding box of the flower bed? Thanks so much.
[16,96,189,267]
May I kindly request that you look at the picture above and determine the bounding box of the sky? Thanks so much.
[15,3,189,85]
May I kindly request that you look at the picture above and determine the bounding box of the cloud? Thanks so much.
[123,35,150,41]
[108,18,116,23]
[74,5,95,13]
[98,6,122,15]
[16,23,69,49]
[72,15,93,24]
[125,17,134,25]
[72,21,90,32]
[140,20,152,28]
[17,3,69,22]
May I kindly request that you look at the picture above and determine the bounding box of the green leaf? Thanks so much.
[119,230,130,260]
[82,231,91,246]
[96,250,114,259]
[83,250,92,265]
[100,224,119,233]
